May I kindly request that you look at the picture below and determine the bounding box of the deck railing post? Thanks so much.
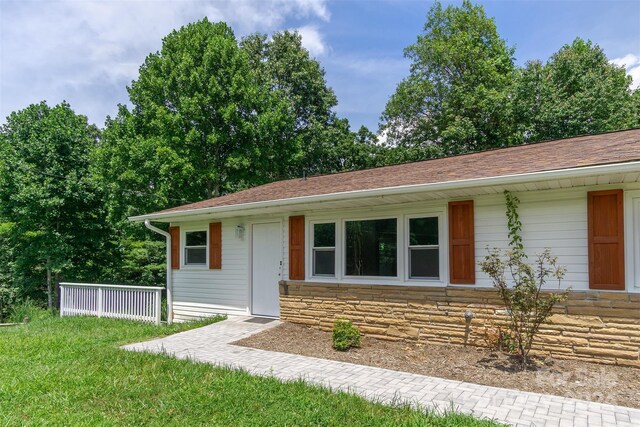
[154,288,162,325]
[59,284,66,317]
[97,287,103,318]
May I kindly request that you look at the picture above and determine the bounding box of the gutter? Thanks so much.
[143,220,173,324]
[129,160,640,222]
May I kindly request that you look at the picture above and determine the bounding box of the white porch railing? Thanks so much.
[59,283,163,325]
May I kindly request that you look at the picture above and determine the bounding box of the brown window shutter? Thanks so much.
[209,222,222,270]
[289,215,305,280]
[169,226,180,270]
[588,189,624,290]
[449,200,475,284]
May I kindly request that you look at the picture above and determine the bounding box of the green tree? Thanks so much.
[340,125,385,171]
[96,21,382,228]
[514,38,638,142]
[0,222,18,320]
[111,238,166,286]
[0,101,111,309]
[288,118,384,174]
[242,31,380,175]
[381,0,516,156]
[95,19,298,225]
[632,89,640,127]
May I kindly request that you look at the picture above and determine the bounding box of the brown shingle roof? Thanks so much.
[146,128,640,216]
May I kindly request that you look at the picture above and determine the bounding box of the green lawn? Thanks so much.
[0,313,499,426]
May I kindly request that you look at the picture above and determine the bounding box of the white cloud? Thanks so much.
[629,66,640,91]
[293,0,330,22]
[295,25,328,57]
[0,0,329,126]
[610,53,640,90]
[610,53,639,68]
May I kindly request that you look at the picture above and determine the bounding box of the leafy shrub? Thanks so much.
[8,298,45,323]
[332,320,361,351]
[480,192,569,369]
[0,283,17,322]
[107,238,166,287]
[498,330,517,354]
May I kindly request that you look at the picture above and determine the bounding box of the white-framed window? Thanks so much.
[344,217,398,277]
[312,222,336,276]
[184,230,207,266]
[407,216,440,279]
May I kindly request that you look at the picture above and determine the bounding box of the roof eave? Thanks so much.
[129,160,640,223]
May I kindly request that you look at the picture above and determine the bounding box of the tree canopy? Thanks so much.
[0,101,111,309]
[95,20,377,227]
[381,0,517,157]
[96,20,299,224]
[513,38,639,142]
[241,31,371,176]
[382,1,638,157]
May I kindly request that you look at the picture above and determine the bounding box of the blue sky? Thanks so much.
[1,0,639,133]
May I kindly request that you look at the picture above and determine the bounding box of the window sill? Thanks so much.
[343,275,401,281]
[407,278,445,286]
[180,265,209,271]
[304,276,446,287]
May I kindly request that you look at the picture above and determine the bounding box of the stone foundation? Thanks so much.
[279,281,640,367]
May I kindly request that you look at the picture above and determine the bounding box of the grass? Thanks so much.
[0,312,500,426]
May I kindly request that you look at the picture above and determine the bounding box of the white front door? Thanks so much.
[251,222,282,317]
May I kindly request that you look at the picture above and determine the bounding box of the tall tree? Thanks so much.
[95,20,298,224]
[514,38,639,142]
[97,21,381,226]
[242,31,376,175]
[381,0,517,157]
[242,31,336,133]
[0,102,111,309]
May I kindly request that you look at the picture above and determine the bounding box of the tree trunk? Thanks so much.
[54,272,61,309]
[46,258,52,312]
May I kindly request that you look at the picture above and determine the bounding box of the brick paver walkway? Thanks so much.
[123,317,640,427]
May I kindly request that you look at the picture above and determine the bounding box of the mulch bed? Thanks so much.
[233,322,640,409]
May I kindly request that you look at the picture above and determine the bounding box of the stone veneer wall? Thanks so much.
[279,281,640,367]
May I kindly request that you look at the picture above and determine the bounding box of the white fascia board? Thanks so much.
[129,161,640,223]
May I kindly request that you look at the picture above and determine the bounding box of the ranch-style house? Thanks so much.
[132,129,640,366]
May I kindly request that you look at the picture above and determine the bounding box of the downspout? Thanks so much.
[144,220,173,324]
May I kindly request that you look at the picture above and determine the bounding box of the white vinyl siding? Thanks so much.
[167,181,640,322]
[474,192,588,290]
[172,220,249,321]
[171,215,289,322]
